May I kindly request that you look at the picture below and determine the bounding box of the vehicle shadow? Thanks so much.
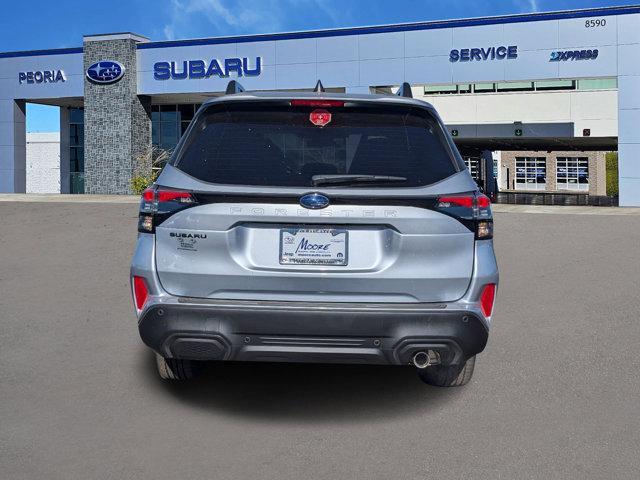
[139,350,459,424]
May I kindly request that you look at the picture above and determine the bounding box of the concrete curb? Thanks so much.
[492,204,640,215]
[0,194,140,204]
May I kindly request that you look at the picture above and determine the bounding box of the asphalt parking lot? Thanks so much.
[1,200,639,479]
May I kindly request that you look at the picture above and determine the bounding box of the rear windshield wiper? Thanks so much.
[311,174,408,186]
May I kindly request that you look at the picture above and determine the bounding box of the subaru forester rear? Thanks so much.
[131,83,498,386]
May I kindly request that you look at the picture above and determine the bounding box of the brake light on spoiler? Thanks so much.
[290,99,345,107]
[138,187,198,233]
[435,193,493,239]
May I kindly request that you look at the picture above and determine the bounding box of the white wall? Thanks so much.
[26,132,60,193]
[415,89,618,137]
[136,14,620,95]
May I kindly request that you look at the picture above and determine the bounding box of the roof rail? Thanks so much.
[396,82,413,98]
[314,80,325,93]
[225,80,245,95]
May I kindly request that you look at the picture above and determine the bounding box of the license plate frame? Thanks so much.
[279,227,349,266]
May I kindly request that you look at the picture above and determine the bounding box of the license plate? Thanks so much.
[280,228,348,265]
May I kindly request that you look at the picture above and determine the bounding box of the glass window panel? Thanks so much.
[534,80,575,90]
[69,124,79,146]
[175,104,459,188]
[423,84,457,95]
[76,148,84,172]
[577,78,617,90]
[70,172,85,194]
[178,104,195,121]
[161,120,177,133]
[473,83,495,92]
[69,108,84,124]
[160,104,178,122]
[69,147,84,172]
[152,123,160,146]
[496,82,534,92]
[160,119,179,150]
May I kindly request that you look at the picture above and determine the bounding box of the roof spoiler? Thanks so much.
[224,79,411,98]
[225,80,245,95]
[396,82,413,98]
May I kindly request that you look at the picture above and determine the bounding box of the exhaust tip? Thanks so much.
[413,351,431,369]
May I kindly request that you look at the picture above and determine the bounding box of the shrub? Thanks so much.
[605,152,618,197]
[131,174,155,195]
[130,147,172,195]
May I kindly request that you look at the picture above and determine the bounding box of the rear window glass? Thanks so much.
[173,103,459,187]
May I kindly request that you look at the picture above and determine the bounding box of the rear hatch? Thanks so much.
[151,98,480,303]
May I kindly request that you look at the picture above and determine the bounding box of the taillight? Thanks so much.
[157,190,195,203]
[480,283,497,317]
[437,196,474,209]
[290,99,345,107]
[138,186,197,233]
[435,193,493,239]
[133,276,149,310]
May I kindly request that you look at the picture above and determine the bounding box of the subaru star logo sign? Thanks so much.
[86,60,125,84]
[299,193,330,210]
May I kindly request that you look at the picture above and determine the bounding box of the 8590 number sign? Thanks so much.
[585,18,606,28]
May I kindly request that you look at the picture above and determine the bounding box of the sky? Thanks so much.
[1,0,631,132]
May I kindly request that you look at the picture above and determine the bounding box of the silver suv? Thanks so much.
[131,82,498,387]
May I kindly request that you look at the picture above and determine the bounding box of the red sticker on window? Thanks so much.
[309,109,332,127]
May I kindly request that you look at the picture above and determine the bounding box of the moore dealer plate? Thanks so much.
[280,228,348,265]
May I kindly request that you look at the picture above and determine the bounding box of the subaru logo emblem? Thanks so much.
[86,60,125,84]
[299,193,330,209]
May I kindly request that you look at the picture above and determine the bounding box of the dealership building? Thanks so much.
[1,5,639,205]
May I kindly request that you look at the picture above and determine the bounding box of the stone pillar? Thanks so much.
[0,100,26,193]
[83,33,151,194]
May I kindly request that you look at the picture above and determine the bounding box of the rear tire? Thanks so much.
[418,355,476,387]
[155,354,197,380]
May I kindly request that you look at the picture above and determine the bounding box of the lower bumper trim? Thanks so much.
[138,301,488,366]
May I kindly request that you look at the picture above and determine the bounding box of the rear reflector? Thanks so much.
[133,276,149,310]
[480,283,496,317]
[291,99,345,107]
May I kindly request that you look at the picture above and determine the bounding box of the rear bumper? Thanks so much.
[138,299,488,366]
